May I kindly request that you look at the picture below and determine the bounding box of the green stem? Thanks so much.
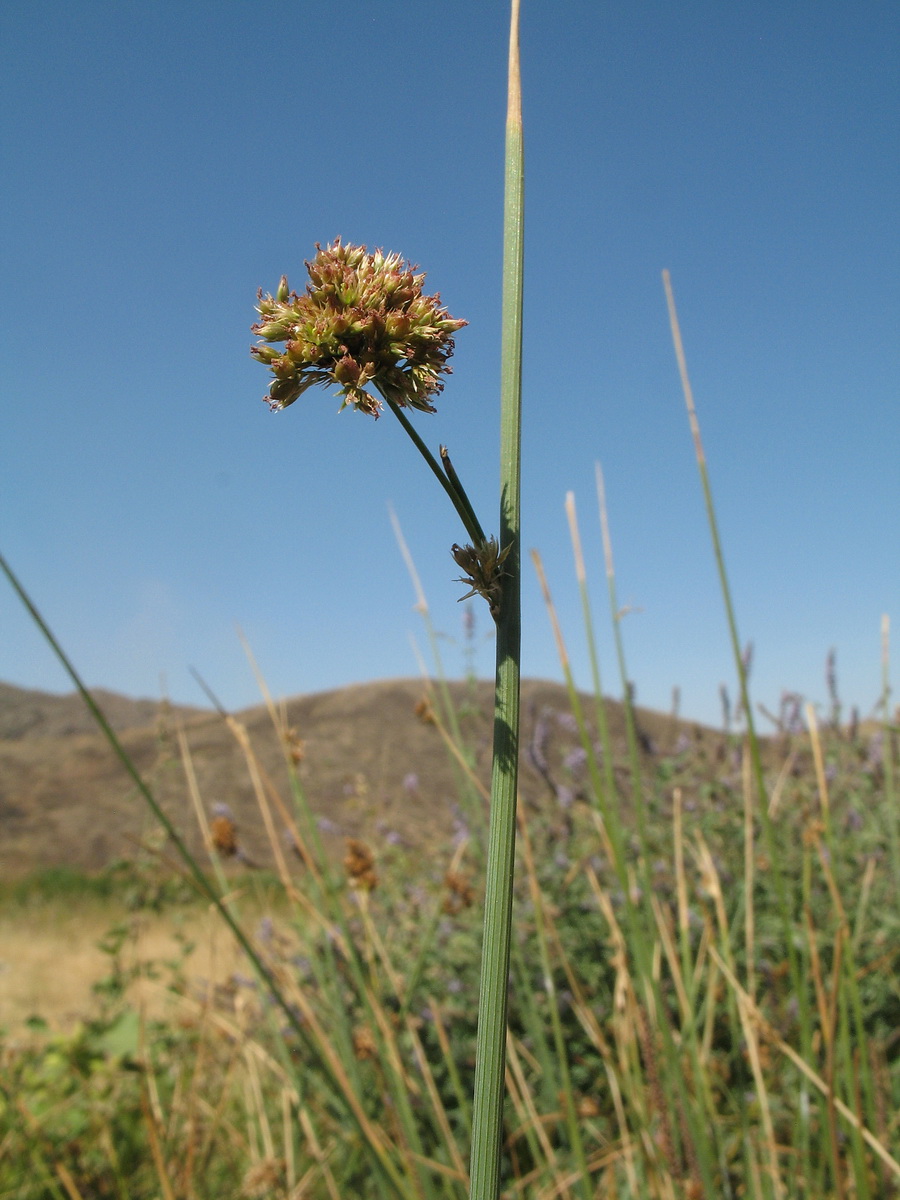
[381,390,486,545]
[440,444,488,548]
[882,615,899,889]
[662,270,813,1127]
[469,3,524,1197]
[595,463,652,869]
[663,270,794,911]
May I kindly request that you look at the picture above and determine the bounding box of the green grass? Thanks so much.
[0,666,897,1198]
[0,862,202,910]
[0,865,126,906]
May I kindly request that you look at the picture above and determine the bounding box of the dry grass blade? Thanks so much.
[742,745,756,1000]
[734,984,785,1199]
[52,1162,86,1200]
[224,714,293,884]
[852,855,878,956]
[531,549,571,674]
[405,1023,470,1184]
[298,1106,342,1200]
[244,1045,276,1164]
[505,1031,562,1176]
[767,748,798,818]
[709,946,900,1183]
[804,907,831,1053]
[140,1084,178,1200]
[178,724,219,866]
[279,973,403,1174]
[649,894,690,1021]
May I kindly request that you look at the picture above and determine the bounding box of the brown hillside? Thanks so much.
[0,681,204,741]
[0,678,715,877]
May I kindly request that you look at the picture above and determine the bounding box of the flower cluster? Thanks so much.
[251,239,467,418]
[451,537,511,622]
[344,838,378,891]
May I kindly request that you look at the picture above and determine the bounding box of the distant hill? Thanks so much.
[0,681,204,741]
[0,678,716,877]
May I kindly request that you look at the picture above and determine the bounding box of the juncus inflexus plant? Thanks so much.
[250,8,523,1195]
[251,238,508,614]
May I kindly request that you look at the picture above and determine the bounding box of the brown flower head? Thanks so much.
[251,238,467,418]
[451,537,511,622]
[211,813,239,857]
[352,1025,378,1061]
[442,870,475,914]
[344,838,378,891]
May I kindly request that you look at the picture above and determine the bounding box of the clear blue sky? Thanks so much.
[1,2,897,727]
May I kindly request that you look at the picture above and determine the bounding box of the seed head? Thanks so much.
[252,238,467,418]
[344,838,378,891]
[442,870,475,914]
[211,814,239,857]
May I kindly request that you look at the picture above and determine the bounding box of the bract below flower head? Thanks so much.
[251,238,467,418]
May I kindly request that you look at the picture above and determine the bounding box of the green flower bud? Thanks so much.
[333,355,361,385]
[255,319,293,342]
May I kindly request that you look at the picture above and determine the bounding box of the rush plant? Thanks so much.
[248,7,525,1196]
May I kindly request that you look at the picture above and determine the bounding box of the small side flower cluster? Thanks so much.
[451,537,511,622]
[251,239,467,418]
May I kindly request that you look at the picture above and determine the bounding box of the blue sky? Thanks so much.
[1,2,897,728]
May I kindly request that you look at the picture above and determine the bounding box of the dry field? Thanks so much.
[0,897,250,1038]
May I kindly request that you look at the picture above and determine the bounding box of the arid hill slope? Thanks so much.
[0,677,714,876]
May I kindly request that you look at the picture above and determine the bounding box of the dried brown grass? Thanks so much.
[0,901,246,1037]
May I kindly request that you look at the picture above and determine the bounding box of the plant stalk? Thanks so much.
[468,2,524,1196]
[382,389,487,546]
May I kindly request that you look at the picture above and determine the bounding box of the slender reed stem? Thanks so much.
[382,390,487,545]
[564,491,617,805]
[516,812,593,1199]
[662,272,820,1167]
[661,272,794,942]
[440,445,488,548]
[882,615,899,888]
[468,3,523,1196]
[595,462,651,865]
[530,546,627,885]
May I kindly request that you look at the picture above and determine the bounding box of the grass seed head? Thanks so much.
[352,1025,378,1060]
[344,838,378,891]
[283,726,305,765]
[211,813,239,857]
[442,870,475,914]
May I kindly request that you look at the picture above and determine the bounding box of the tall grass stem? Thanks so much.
[468,3,524,1196]
[661,272,797,963]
